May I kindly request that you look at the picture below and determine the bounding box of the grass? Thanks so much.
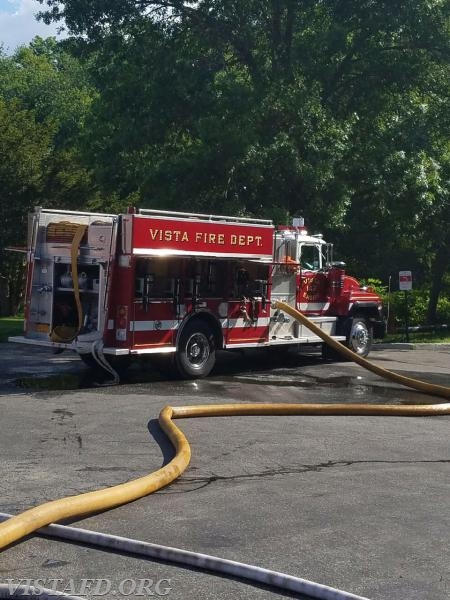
[0,316,23,342]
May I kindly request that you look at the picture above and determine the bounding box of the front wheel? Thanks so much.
[346,317,373,357]
[175,322,216,379]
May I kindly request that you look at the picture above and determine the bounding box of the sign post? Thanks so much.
[399,271,413,342]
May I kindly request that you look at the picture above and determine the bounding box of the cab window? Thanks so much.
[300,244,321,270]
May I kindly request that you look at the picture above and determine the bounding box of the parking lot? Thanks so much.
[0,343,449,599]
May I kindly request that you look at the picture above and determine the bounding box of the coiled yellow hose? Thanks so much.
[0,302,449,551]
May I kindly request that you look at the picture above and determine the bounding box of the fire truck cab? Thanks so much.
[9,207,385,379]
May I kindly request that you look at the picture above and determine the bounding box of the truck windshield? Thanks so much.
[300,244,322,270]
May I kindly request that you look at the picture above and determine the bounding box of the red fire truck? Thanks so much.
[9,207,384,378]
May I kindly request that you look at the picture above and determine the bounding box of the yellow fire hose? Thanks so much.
[0,302,449,552]
[50,224,87,343]
[276,301,450,400]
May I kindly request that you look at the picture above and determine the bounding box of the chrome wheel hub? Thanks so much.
[186,333,210,368]
[351,322,369,352]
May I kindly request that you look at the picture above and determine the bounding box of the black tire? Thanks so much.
[175,321,216,379]
[346,317,373,357]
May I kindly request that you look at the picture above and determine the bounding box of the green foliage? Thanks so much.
[0,38,100,314]
[0,97,54,300]
[0,38,93,144]
[358,277,450,327]
[390,290,429,327]
[0,37,100,209]
[0,2,447,320]
[436,295,450,323]
[37,1,450,235]
[52,9,354,223]
[388,289,450,327]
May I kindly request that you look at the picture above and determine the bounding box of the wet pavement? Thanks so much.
[2,342,450,396]
[0,342,449,599]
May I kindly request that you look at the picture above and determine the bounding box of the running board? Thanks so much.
[268,336,346,346]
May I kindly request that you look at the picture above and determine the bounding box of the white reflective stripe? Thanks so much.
[133,248,272,260]
[130,346,177,355]
[131,317,270,332]
[107,319,114,330]
[297,302,330,312]
[130,320,181,332]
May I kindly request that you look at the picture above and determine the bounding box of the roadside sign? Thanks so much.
[399,271,412,291]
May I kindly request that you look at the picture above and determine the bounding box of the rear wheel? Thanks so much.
[346,317,373,357]
[175,321,216,379]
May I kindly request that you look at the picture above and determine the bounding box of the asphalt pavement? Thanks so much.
[0,342,449,600]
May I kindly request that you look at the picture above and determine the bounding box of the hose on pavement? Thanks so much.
[1,303,449,599]
[1,396,449,552]
[276,301,450,400]
[0,513,369,600]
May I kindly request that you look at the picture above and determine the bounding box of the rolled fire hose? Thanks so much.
[50,224,87,343]
[1,303,449,598]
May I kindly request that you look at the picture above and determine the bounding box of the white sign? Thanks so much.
[399,270,412,291]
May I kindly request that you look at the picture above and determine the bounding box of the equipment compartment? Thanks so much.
[52,262,101,335]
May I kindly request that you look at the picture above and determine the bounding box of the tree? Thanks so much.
[0,37,98,208]
[37,0,450,320]
[0,98,54,314]
[0,38,98,314]
[38,3,352,219]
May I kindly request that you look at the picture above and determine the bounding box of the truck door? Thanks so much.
[297,243,329,315]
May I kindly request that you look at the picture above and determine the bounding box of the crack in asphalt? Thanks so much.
[158,459,450,493]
